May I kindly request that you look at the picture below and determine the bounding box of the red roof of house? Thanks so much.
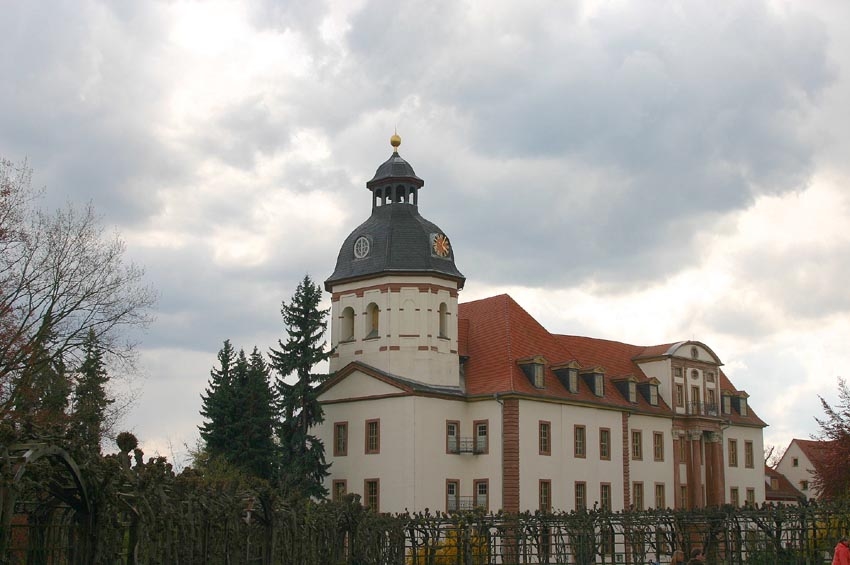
[765,465,804,501]
[458,293,766,425]
[793,439,836,469]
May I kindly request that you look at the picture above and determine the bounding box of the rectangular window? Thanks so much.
[746,488,755,506]
[792,457,799,467]
[599,428,611,460]
[800,480,809,491]
[364,479,380,511]
[690,386,700,411]
[446,420,459,453]
[539,480,552,512]
[730,487,739,507]
[539,421,551,456]
[474,479,489,511]
[679,437,687,461]
[744,441,754,468]
[474,420,489,454]
[723,395,731,414]
[674,367,682,378]
[600,483,611,512]
[728,439,738,467]
[332,479,347,502]
[633,482,644,511]
[650,385,659,405]
[680,485,688,509]
[675,384,684,407]
[655,483,666,509]
[334,422,348,456]
[632,430,643,460]
[446,479,460,512]
[706,371,715,383]
[594,374,604,396]
[575,482,587,510]
[653,432,664,461]
[574,425,586,458]
[365,419,380,454]
[707,388,716,408]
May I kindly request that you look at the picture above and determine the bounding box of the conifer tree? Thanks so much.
[70,329,113,453]
[269,275,332,498]
[233,347,276,480]
[199,340,238,462]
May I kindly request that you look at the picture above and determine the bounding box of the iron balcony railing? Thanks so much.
[686,401,719,417]
[446,437,486,454]
[446,496,488,512]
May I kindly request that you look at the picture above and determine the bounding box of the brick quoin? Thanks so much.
[502,398,520,513]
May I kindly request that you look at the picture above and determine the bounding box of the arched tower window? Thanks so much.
[341,307,355,341]
[438,302,448,338]
[365,303,380,339]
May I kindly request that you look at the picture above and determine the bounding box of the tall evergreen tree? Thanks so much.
[70,329,113,453]
[199,340,238,462]
[269,275,332,498]
[233,347,276,480]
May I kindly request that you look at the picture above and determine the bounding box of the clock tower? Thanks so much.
[325,135,465,387]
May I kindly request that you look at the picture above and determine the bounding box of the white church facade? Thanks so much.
[316,136,767,514]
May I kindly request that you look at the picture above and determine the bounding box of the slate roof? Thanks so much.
[325,204,465,290]
[367,152,423,188]
[458,293,766,425]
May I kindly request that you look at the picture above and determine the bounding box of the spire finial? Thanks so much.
[390,128,401,152]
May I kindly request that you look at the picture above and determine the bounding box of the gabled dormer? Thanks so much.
[613,375,639,403]
[580,366,605,397]
[517,355,547,389]
[722,391,733,415]
[733,391,750,416]
[637,377,661,406]
[552,360,581,393]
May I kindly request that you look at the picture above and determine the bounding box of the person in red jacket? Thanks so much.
[834,536,850,565]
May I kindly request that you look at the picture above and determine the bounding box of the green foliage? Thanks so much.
[70,329,113,455]
[198,341,277,481]
[269,274,332,499]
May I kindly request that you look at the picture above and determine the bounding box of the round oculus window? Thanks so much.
[353,236,370,259]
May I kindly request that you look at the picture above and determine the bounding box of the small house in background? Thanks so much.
[775,438,835,499]
[764,464,804,503]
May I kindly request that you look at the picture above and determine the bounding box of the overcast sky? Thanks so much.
[3,0,850,466]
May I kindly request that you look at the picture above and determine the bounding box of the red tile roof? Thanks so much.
[458,293,766,425]
[794,439,836,470]
[765,465,804,501]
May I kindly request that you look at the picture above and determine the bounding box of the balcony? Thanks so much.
[447,437,486,454]
[447,496,488,512]
[686,402,719,417]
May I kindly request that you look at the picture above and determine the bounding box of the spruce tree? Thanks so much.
[70,329,113,453]
[233,347,276,480]
[269,274,332,498]
[198,340,238,463]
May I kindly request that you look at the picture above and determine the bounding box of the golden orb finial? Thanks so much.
[390,131,401,152]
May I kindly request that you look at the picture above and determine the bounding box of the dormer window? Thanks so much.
[722,393,732,415]
[614,376,638,403]
[518,356,547,389]
[637,379,660,405]
[581,367,605,397]
[552,361,581,393]
[739,395,748,417]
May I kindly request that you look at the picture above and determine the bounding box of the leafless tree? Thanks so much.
[764,444,785,469]
[0,158,156,417]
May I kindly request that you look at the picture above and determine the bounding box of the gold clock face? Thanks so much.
[433,233,451,257]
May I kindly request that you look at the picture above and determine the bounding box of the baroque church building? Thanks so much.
[316,136,766,514]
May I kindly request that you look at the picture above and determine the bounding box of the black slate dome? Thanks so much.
[325,139,464,291]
